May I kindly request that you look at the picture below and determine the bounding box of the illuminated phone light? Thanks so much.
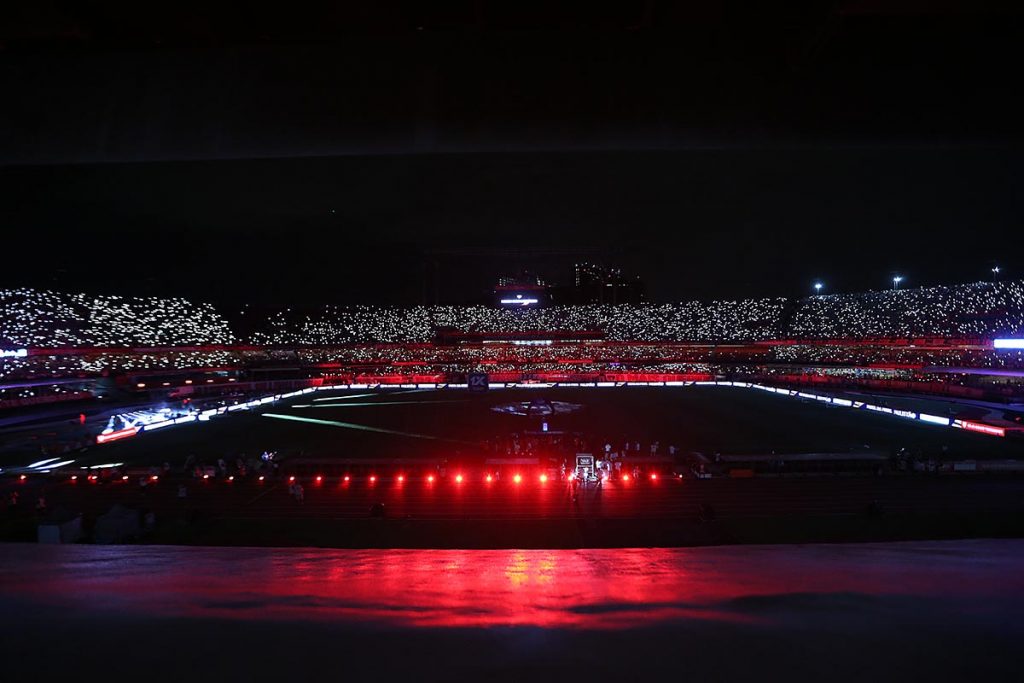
[315,475,323,483]
[258,475,265,482]
[71,475,78,481]
[485,474,493,482]
[397,475,404,482]
[455,474,464,483]
[288,476,295,482]
[19,475,27,481]
[227,475,234,482]
[539,474,548,483]
[369,475,377,483]
[650,473,658,480]
[621,474,629,481]
[203,474,210,480]
[513,473,522,484]
[343,475,350,482]
[122,475,128,481]
[151,475,159,481]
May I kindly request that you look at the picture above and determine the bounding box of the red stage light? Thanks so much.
[539,474,548,483]
[455,474,464,483]
[513,474,522,484]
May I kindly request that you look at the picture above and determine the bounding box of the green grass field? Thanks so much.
[74,386,1021,469]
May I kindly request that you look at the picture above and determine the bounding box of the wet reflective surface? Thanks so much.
[3,541,1023,628]
[2,541,1023,681]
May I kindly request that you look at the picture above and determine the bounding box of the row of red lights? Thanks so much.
[22,472,662,484]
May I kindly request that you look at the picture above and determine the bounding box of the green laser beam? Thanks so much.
[261,412,469,443]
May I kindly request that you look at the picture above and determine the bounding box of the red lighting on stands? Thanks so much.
[96,427,139,445]
[958,420,1006,437]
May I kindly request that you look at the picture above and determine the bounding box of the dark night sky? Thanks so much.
[1,2,1022,306]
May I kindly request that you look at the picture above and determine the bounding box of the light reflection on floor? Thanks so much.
[2,541,1023,630]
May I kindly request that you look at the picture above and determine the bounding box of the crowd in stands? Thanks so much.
[789,281,1024,340]
[0,288,235,348]
[2,281,1024,384]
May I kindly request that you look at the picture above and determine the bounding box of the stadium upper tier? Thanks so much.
[2,280,1024,350]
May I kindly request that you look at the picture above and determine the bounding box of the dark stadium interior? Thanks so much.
[3,3,1024,681]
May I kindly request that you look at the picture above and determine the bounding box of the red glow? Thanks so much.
[427,475,435,483]
[369,475,377,483]
[568,472,575,480]
[343,475,350,482]
[455,474,464,483]
[959,420,1006,437]
[622,474,630,481]
[513,474,522,484]
[315,475,323,483]
[95,426,139,445]
[650,473,658,480]
[539,474,548,483]
[485,474,493,482]
[397,475,404,482]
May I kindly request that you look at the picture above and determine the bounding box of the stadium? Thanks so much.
[6,5,1024,680]
[2,278,1023,549]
